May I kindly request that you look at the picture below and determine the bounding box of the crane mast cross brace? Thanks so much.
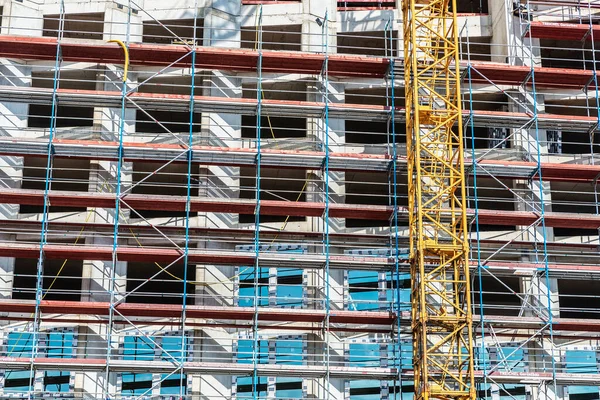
[402,0,476,399]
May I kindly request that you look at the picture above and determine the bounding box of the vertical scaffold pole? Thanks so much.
[31,1,65,398]
[522,0,557,395]
[321,9,332,400]
[385,15,402,399]
[252,6,263,400]
[464,19,488,399]
[179,0,200,396]
[403,0,475,399]
[104,2,132,398]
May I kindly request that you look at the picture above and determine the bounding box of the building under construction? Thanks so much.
[0,0,600,398]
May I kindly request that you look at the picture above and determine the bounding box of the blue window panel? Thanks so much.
[276,339,302,365]
[350,290,380,311]
[160,335,188,395]
[236,376,268,398]
[239,267,269,307]
[349,343,380,368]
[566,350,597,374]
[239,284,269,307]
[276,268,303,307]
[122,336,154,395]
[349,271,378,285]
[387,272,411,312]
[497,345,526,372]
[276,377,303,398]
[566,350,599,396]
[4,332,34,393]
[237,339,268,365]
[474,346,489,369]
[278,268,303,278]
[486,346,527,400]
[348,271,410,312]
[276,284,303,307]
[348,271,380,311]
[399,342,413,369]
[349,380,381,400]
[44,332,74,392]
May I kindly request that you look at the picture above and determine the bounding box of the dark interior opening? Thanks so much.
[239,167,306,224]
[43,12,104,40]
[20,157,90,214]
[131,161,199,219]
[454,0,489,13]
[142,19,203,45]
[28,105,94,128]
[135,110,201,134]
[559,279,600,319]
[241,25,302,51]
[241,116,306,139]
[13,258,82,301]
[345,121,406,145]
[126,262,194,305]
[472,274,521,316]
[337,30,398,57]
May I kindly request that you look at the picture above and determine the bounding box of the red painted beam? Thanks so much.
[0,188,391,220]
[477,159,600,182]
[469,61,593,89]
[1,241,599,276]
[1,188,600,228]
[5,137,600,183]
[0,36,595,87]
[0,299,394,325]
[0,35,388,78]
[528,21,600,42]
[476,209,600,229]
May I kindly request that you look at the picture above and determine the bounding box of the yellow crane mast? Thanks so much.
[403,1,475,399]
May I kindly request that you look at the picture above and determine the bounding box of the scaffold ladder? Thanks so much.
[403,0,475,399]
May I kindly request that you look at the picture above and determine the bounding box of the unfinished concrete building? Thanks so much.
[0,0,599,399]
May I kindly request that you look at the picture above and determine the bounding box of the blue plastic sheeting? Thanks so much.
[121,334,188,396]
[236,339,303,398]
[348,271,410,312]
[238,247,305,308]
[566,350,599,396]
[4,331,74,393]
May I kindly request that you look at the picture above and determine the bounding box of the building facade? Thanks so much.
[0,0,598,399]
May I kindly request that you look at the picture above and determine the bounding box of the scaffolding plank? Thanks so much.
[0,188,599,228]
[0,35,388,78]
[2,137,600,182]
[0,299,394,325]
[0,36,595,88]
[528,21,600,41]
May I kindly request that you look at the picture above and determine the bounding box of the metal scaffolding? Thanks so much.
[1,0,600,399]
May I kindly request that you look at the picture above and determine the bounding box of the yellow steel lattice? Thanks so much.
[403,1,475,399]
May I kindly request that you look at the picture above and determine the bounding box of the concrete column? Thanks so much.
[508,92,558,319]
[190,3,243,397]
[203,0,240,48]
[0,0,43,36]
[489,0,541,65]
[530,379,567,400]
[103,2,143,42]
[305,332,345,400]
[301,0,337,53]
[0,60,30,298]
[190,328,233,399]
